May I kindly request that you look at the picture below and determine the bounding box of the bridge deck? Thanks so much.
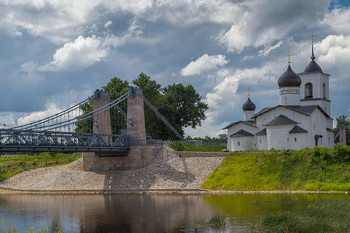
[0,129,130,153]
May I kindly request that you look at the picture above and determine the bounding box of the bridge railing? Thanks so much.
[0,129,130,152]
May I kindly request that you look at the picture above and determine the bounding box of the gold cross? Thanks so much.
[309,32,317,44]
[285,50,294,65]
[247,87,251,98]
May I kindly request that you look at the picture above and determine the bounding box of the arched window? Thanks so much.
[305,83,313,98]
[238,141,240,146]
[323,83,326,99]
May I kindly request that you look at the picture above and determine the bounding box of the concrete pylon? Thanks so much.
[127,86,146,146]
[93,89,112,145]
[340,127,347,146]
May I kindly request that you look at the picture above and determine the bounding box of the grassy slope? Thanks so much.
[168,142,226,152]
[0,153,81,182]
[201,145,350,191]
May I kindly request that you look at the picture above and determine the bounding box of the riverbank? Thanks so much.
[202,145,350,191]
[0,146,224,193]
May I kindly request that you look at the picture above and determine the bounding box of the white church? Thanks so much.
[224,42,334,151]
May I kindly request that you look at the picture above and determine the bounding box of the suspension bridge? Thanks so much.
[0,86,183,169]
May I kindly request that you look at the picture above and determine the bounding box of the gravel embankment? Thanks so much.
[0,147,224,191]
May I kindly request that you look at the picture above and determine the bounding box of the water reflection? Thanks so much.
[0,193,349,233]
[0,194,216,233]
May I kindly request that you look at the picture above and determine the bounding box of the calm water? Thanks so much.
[0,193,348,233]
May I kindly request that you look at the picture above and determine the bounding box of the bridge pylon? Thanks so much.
[93,89,112,144]
[82,87,163,171]
[127,86,146,146]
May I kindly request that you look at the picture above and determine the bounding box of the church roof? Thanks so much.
[256,128,266,136]
[223,120,256,130]
[289,125,308,134]
[230,129,254,137]
[299,42,326,75]
[303,60,323,73]
[265,114,298,126]
[242,98,256,111]
[278,65,301,88]
[252,105,331,119]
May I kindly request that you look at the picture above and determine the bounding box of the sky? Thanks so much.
[0,0,349,138]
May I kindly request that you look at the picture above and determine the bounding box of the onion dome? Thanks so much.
[303,43,323,73]
[278,65,301,87]
[242,98,256,111]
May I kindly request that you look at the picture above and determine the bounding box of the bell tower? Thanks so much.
[298,32,331,115]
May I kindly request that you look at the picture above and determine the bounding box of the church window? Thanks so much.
[238,141,240,146]
[287,138,289,142]
[305,83,313,98]
[323,83,326,99]
[294,137,297,142]
[259,139,261,143]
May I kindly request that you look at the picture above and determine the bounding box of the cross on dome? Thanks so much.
[285,50,294,65]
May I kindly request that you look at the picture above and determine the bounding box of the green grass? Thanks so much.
[0,152,81,182]
[201,144,350,191]
[255,199,350,232]
[168,142,226,152]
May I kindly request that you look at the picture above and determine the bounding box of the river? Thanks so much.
[0,193,348,232]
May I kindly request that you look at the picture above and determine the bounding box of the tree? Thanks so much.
[334,115,350,144]
[76,73,208,140]
[163,83,208,128]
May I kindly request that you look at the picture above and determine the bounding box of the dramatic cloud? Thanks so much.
[39,35,109,71]
[17,103,61,126]
[322,7,350,34]
[181,54,228,76]
[217,0,329,52]
[317,35,350,68]
[0,0,349,138]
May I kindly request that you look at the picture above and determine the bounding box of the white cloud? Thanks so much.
[317,35,350,68]
[322,8,350,35]
[17,103,61,126]
[38,35,108,71]
[258,41,284,57]
[181,54,228,76]
[0,0,152,43]
[104,21,112,29]
[0,113,16,128]
[216,0,329,53]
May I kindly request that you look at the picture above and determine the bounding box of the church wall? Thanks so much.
[266,125,294,150]
[299,72,331,115]
[257,135,268,150]
[279,87,300,105]
[327,131,334,149]
[300,73,329,99]
[326,118,333,130]
[289,133,308,150]
[309,109,332,148]
[227,123,257,151]
[230,136,255,151]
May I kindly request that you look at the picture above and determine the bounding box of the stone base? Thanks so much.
[82,146,163,171]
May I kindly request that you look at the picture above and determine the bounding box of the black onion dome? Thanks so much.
[304,54,323,73]
[242,98,256,111]
[278,65,301,87]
